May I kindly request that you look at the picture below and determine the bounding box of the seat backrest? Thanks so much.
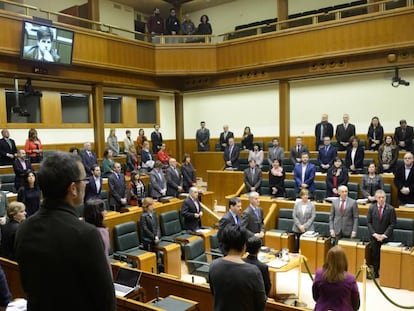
[277,208,293,232]
[347,182,359,199]
[383,184,392,204]
[261,179,270,195]
[184,238,207,273]
[113,221,140,252]
[159,210,183,237]
[284,180,296,199]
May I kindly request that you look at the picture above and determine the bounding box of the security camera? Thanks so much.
[391,67,410,87]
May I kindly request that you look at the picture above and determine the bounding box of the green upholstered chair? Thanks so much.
[184,237,210,281]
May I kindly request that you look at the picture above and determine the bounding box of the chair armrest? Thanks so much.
[205,251,223,257]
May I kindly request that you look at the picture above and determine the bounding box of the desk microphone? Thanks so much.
[155,286,159,302]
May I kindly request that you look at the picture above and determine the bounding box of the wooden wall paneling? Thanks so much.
[279,81,290,149]
[174,92,184,163]
[120,95,138,126]
[92,84,105,158]
[41,91,62,127]
[0,16,21,56]
[207,170,244,205]
[0,88,7,126]
[193,152,225,181]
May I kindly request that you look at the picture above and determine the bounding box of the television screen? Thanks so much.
[21,21,74,65]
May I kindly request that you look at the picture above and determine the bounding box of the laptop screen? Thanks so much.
[115,268,141,287]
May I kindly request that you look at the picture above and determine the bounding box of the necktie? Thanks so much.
[235,215,240,225]
[6,139,11,149]
[117,174,120,180]
[325,146,328,153]
[378,206,383,220]
[254,208,260,220]
[320,124,324,140]
[297,146,300,153]
[340,200,345,215]
[229,147,233,157]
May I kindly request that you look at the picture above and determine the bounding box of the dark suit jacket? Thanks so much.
[326,167,349,197]
[329,197,359,236]
[367,203,396,239]
[84,175,102,202]
[108,172,127,211]
[166,166,182,197]
[219,131,234,151]
[224,145,240,169]
[345,146,364,173]
[140,211,161,248]
[394,126,414,150]
[15,200,115,311]
[243,254,271,296]
[335,123,356,150]
[290,144,309,165]
[150,169,167,199]
[12,158,32,190]
[241,205,264,237]
[394,164,414,205]
[293,163,316,193]
[317,145,337,170]
[314,121,334,149]
[141,149,153,164]
[218,211,239,236]
[196,128,210,151]
[0,219,19,260]
[181,197,202,231]
[241,134,254,150]
[0,138,17,166]
[181,163,196,192]
[367,125,384,150]
[151,131,163,154]
[243,167,262,193]
[81,150,98,176]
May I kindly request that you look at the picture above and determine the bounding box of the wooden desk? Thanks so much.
[155,242,182,279]
[207,170,244,205]
[265,231,295,253]
[299,236,318,273]
[380,245,402,288]
[150,295,199,311]
[338,240,359,276]
[401,248,414,291]
[316,237,331,271]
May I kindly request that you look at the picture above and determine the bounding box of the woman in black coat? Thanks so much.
[326,157,349,197]
[181,153,197,192]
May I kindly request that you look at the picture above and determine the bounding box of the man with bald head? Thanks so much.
[335,114,356,151]
[241,191,264,239]
[219,124,234,151]
[0,129,17,166]
[314,114,334,150]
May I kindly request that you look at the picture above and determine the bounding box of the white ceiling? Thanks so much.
[115,0,235,16]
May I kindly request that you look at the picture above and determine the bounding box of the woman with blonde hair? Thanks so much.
[0,201,26,260]
[313,246,360,311]
[24,128,42,163]
[107,128,119,156]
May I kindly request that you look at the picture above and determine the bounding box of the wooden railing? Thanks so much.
[1,0,412,45]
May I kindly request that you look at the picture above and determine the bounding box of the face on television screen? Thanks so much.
[21,21,74,65]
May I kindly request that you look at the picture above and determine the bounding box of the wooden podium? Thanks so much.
[264,231,295,253]
[316,237,332,271]
[155,242,182,279]
[299,235,318,273]
[338,239,369,281]
[380,245,402,289]
[401,247,414,291]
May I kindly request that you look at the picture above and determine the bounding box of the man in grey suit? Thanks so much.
[241,191,264,238]
[166,158,183,197]
[329,185,359,244]
[108,162,127,212]
[367,189,396,278]
[150,160,167,199]
[243,159,262,194]
[290,136,309,165]
[267,138,284,165]
[196,121,210,151]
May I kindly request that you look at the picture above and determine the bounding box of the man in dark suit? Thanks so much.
[314,114,334,150]
[14,152,115,310]
[329,185,359,244]
[150,161,167,199]
[84,164,102,202]
[394,152,414,205]
[181,187,203,231]
[166,158,183,197]
[243,236,271,296]
[218,197,242,236]
[318,137,337,173]
[394,119,414,151]
[293,153,316,195]
[12,149,32,191]
[367,189,396,278]
[219,124,234,151]
[195,121,210,151]
[0,129,17,166]
[151,124,163,154]
[290,136,309,165]
[80,142,98,176]
[241,191,264,238]
[224,137,240,169]
[243,159,262,194]
[335,114,356,151]
[108,162,127,211]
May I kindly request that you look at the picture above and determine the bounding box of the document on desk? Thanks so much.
[267,259,288,269]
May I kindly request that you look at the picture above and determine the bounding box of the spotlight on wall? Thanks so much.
[392,67,410,87]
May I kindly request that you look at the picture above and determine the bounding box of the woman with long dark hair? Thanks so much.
[17,170,40,217]
[181,153,196,192]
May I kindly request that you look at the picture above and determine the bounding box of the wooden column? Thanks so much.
[277,0,289,30]
[92,84,105,158]
[88,0,100,30]
[279,80,290,149]
[174,92,184,163]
